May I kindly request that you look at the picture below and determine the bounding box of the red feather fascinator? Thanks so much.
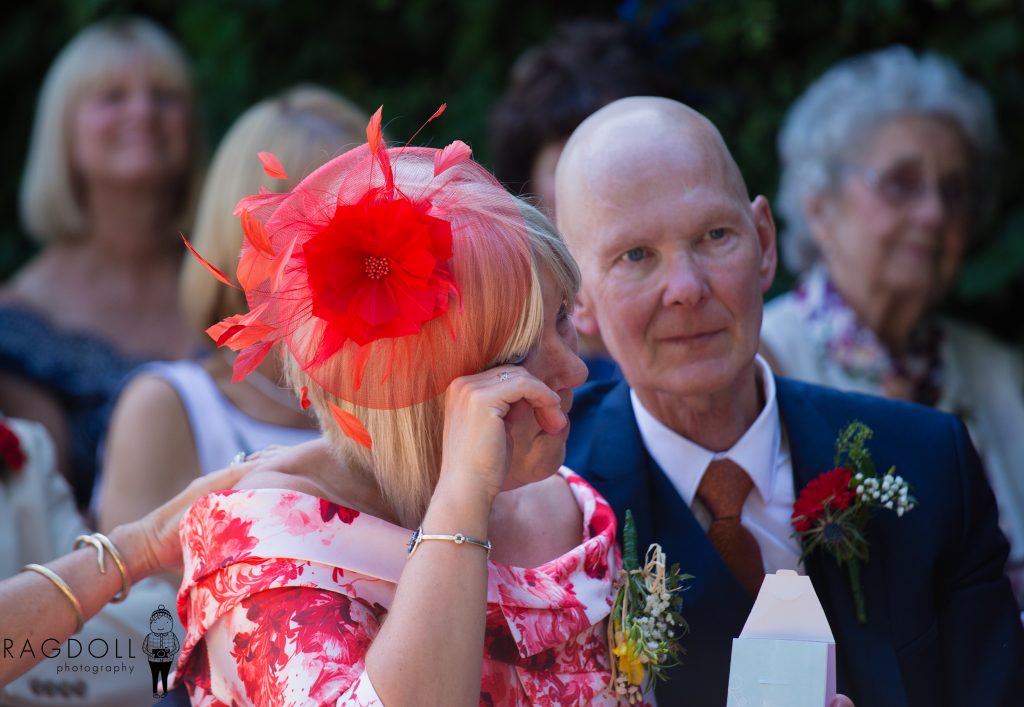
[192,106,532,448]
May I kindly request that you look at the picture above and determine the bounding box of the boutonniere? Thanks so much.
[0,420,26,483]
[609,510,691,704]
[791,420,916,623]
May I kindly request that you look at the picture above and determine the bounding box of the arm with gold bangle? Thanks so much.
[0,464,246,689]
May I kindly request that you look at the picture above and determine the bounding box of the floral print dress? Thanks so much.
[176,468,623,706]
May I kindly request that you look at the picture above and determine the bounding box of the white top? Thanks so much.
[763,290,1024,603]
[139,359,321,475]
[631,354,802,575]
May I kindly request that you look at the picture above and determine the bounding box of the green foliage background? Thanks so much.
[1,0,1022,344]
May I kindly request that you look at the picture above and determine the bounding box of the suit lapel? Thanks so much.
[776,377,907,707]
[572,380,655,549]
[572,380,754,704]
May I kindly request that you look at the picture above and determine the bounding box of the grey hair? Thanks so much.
[776,45,1000,274]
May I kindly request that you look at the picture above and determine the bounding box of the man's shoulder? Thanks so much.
[566,378,636,465]
[776,375,972,491]
[570,377,630,419]
[776,375,959,430]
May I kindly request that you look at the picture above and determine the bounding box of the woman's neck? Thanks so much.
[208,350,320,431]
[83,185,178,261]
[826,267,930,357]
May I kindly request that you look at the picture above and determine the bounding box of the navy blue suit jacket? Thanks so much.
[566,376,1024,706]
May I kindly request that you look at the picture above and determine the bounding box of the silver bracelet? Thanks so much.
[406,527,491,558]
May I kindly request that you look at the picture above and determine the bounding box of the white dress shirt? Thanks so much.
[630,355,803,575]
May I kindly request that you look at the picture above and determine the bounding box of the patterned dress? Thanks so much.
[176,468,624,706]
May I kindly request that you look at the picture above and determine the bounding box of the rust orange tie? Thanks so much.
[695,458,765,597]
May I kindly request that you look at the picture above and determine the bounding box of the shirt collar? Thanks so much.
[630,354,782,504]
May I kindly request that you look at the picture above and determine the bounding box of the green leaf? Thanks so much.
[623,509,639,572]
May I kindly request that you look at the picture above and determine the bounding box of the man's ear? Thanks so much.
[573,288,600,337]
[751,195,778,294]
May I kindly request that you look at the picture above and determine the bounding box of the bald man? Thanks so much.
[559,97,1023,706]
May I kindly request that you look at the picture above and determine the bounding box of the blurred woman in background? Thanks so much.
[0,17,204,508]
[762,45,1024,603]
[97,85,366,533]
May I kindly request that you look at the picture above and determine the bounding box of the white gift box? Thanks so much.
[726,569,837,707]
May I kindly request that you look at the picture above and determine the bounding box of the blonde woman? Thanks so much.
[0,17,205,507]
[97,86,367,533]
[173,111,631,705]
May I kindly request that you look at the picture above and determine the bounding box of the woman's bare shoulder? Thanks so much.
[491,472,582,565]
[233,466,336,500]
[0,251,67,311]
[231,439,383,514]
[241,439,335,477]
[527,472,577,503]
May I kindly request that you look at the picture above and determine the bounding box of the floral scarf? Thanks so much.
[793,268,943,406]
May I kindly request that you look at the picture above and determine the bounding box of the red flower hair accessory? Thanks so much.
[303,194,456,347]
[188,106,532,448]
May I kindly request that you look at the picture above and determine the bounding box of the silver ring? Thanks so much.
[497,371,512,382]
[231,451,247,466]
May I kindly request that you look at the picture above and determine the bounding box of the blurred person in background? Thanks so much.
[96,85,367,533]
[490,18,684,381]
[761,45,1024,604]
[0,17,205,509]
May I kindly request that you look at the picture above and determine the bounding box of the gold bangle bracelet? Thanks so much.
[73,533,131,603]
[73,534,105,574]
[22,564,84,634]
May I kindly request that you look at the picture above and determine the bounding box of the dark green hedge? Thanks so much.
[2,0,1021,344]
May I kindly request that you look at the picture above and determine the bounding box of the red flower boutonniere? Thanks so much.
[791,421,916,623]
[0,420,26,482]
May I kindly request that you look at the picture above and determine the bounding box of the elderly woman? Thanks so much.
[0,17,204,507]
[174,109,624,705]
[761,45,1024,602]
[96,85,366,532]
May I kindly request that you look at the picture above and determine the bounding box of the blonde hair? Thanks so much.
[288,198,580,528]
[182,85,368,338]
[18,16,203,243]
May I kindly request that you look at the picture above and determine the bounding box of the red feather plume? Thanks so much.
[328,403,372,450]
[257,151,288,179]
